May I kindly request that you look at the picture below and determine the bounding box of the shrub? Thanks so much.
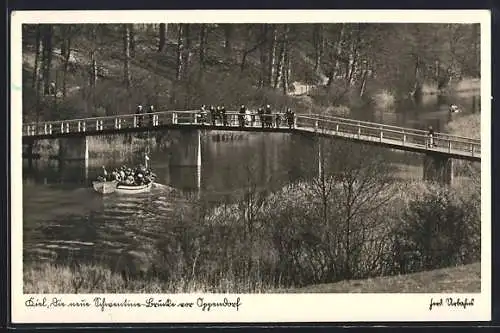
[392,186,480,274]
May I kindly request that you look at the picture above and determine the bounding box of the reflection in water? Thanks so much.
[22,93,479,271]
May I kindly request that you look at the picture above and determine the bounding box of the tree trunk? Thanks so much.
[199,24,207,73]
[32,25,41,91]
[60,25,67,60]
[282,47,290,95]
[123,24,131,89]
[273,43,285,89]
[176,24,184,81]
[359,69,368,97]
[183,24,192,78]
[274,25,289,91]
[42,25,53,96]
[267,25,277,87]
[62,26,72,99]
[259,24,268,88]
[158,23,167,52]
[346,28,361,87]
[130,24,136,57]
[332,24,345,79]
[313,24,324,73]
[412,57,423,102]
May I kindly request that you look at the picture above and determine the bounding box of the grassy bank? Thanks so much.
[24,261,278,294]
[24,261,480,294]
[285,262,480,293]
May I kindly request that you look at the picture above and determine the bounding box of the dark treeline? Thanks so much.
[22,23,480,122]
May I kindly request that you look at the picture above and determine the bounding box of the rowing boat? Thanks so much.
[92,180,118,194]
[92,180,154,194]
[115,181,154,194]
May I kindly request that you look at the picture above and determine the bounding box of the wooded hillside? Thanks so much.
[21,23,480,122]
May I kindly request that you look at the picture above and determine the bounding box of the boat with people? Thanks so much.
[92,154,156,195]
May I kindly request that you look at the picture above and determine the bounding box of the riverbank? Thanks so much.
[24,261,480,294]
[284,262,480,293]
[421,78,480,96]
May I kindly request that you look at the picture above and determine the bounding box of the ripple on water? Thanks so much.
[24,183,176,269]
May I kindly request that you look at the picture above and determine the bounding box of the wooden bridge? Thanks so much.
[22,110,481,163]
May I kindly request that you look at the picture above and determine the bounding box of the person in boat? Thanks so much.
[136,104,144,127]
[96,166,108,182]
[111,169,120,182]
[428,125,435,148]
[257,107,265,128]
[238,105,246,128]
[449,104,460,113]
[285,107,295,129]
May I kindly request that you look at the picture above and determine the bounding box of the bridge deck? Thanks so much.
[21,110,481,162]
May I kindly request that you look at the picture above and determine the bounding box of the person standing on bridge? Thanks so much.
[136,104,144,127]
[148,104,155,126]
[209,105,216,126]
[258,107,264,128]
[286,108,295,129]
[428,126,435,148]
[265,105,272,128]
[198,105,207,124]
[221,105,228,126]
[275,110,282,128]
[239,105,246,128]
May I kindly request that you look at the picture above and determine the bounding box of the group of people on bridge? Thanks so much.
[133,103,296,129]
[198,104,296,129]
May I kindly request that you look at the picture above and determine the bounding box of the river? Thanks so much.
[22,92,479,272]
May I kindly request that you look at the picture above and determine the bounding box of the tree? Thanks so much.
[267,25,277,87]
[158,23,167,52]
[326,23,345,86]
[199,24,208,73]
[313,24,324,73]
[60,25,72,99]
[41,24,54,96]
[123,24,132,89]
[176,24,184,81]
[311,139,397,280]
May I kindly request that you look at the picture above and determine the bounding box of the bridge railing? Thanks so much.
[22,110,285,135]
[22,110,480,157]
[296,115,480,157]
[312,114,480,144]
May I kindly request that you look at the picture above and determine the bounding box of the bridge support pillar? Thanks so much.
[169,130,202,191]
[58,136,89,171]
[58,136,89,180]
[423,153,453,185]
[23,139,35,169]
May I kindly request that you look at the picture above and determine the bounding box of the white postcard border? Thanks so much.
[10,9,492,323]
